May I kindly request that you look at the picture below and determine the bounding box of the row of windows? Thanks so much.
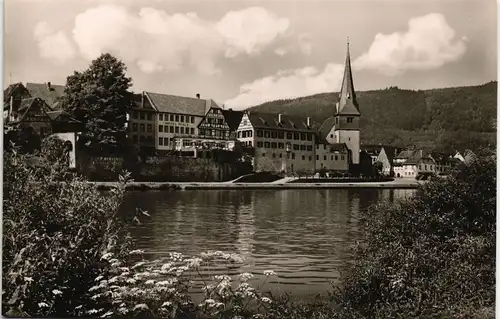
[132,111,196,124]
[158,137,174,146]
[132,123,153,132]
[159,113,196,123]
[256,141,313,151]
[199,129,229,138]
[261,153,345,161]
[159,125,195,135]
[237,130,253,138]
[132,135,153,143]
[256,130,313,141]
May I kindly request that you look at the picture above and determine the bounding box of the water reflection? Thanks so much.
[121,188,415,296]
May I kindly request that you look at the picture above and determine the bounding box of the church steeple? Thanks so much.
[336,39,360,115]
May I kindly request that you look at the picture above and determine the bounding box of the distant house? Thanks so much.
[463,149,477,164]
[394,149,424,178]
[376,146,399,176]
[360,144,382,164]
[429,152,459,175]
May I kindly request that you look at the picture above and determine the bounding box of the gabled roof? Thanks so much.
[9,97,51,123]
[46,110,80,123]
[3,82,27,103]
[379,146,398,163]
[221,109,244,131]
[26,82,65,108]
[317,116,335,141]
[246,111,315,133]
[205,99,221,114]
[144,91,210,116]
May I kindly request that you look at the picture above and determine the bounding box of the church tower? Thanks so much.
[333,40,361,164]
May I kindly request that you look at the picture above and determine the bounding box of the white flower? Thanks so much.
[101,311,114,318]
[38,302,49,308]
[108,276,120,284]
[89,285,100,292]
[74,305,83,310]
[133,303,149,311]
[187,257,202,268]
[145,280,155,285]
[118,307,129,314]
[161,301,172,308]
[261,297,272,303]
[126,278,136,284]
[215,275,231,282]
[132,261,146,270]
[118,267,130,272]
[239,272,254,282]
[24,277,34,282]
[52,289,63,296]
[263,270,277,276]
[129,249,144,255]
[94,275,104,282]
[87,309,99,314]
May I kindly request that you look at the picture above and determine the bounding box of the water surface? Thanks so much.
[122,189,415,296]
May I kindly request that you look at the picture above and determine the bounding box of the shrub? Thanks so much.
[2,148,133,317]
[333,155,496,318]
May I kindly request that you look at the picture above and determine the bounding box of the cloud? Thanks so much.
[354,13,466,75]
[274,48,288,56]
[36,5,290,75]
[298,33,313,56]
[34,21,76,63]
[224,63,344,109]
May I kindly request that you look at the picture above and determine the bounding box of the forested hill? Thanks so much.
[248,81,497,152]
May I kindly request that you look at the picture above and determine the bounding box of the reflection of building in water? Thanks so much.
[393,189,417,202]
[235,194,256,261]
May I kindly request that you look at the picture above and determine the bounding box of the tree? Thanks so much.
[373,161,383,176]
[60,53,134,151]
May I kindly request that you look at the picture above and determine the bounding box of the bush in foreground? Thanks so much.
[333,154,496,318]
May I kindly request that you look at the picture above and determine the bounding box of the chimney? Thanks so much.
[47,82,51,90]
[196,93,200,99]
[9,96,14,121]
[278,113,282,123]
[307,117,311,127]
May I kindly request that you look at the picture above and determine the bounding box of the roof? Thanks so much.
[221,109,244,131]
[247,111,315,133]
[3,83,25,103]
[379,146,398,163]
[26,82,65,108]
[46,110,80,123]
[9,98,50,123]
[317,117,335,142]
[144,91,211,116]
[337,41,360,116]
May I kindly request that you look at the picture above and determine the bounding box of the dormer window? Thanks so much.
[347,92,350,99]
[347,117,353,123]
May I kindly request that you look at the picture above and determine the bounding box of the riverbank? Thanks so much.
[92,178,423,191]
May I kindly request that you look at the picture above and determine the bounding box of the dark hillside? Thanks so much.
[248,81,497,152]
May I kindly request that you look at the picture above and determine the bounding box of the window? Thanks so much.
[264,131,270,138]
[278,143,284,149]
[248,130,253,137]
[335,155,338,161]
[175,127,179,133]
[159,137,164,146]
[146,136,153,142]
[271,142,277,148]
[248,141,253,147]
[330,134,333,138]
[278,132,284,139]
[257,141,263,147]
[279,153,282,158]
[180,115,184,122]
[293,133,299,140]
[347,117,353,123]
[159,114,164,121]
[147,124,152,132]
[307,134,312,141]
[132,123,138,131]
[140,135,145,142]
[271,131,277,138]
[180,127,184,134]
[293,144,299,150]
[257,130,263,137]
[348,137,351,141]
[170,114,174,121]
[170,126,174,133]
[175,115,179,122]
[262,153,266,157]
[191,116,195,123]
[300,145,306,151]
[147,113,152,121]
[190,128,195,135]
[300,133,306,141]
[302,155,305,160]
[286,132,293,139]
[341,155,345,160]
[264,142,270,148]
[140,124,145,132]
[291,153,295,159]
[272,153,276,158]
[324,155,327,160]
[316,155,319,160]
[331,155,334,161]
[159,125,164,132]
[140,112,145,120]
[164,138,169,146]
[335,118,339,124]
[306,145,312,151]
[243,120,248,125]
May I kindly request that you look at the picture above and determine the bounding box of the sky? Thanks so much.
[4,0,497,110]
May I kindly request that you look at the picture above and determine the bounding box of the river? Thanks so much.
[121,188,416,297]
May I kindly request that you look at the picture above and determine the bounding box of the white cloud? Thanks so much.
[224,63,344,109]
[34,21,76,63]
[36,5,290,75]
[274,48,288,56]
[354,13,466,75]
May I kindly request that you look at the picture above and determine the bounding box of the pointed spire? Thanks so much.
[337,38,360,115]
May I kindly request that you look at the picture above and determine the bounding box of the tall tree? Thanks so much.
[60,54,133,150]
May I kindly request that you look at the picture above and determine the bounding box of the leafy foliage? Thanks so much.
[4,126,41,154]
[60,53,134,149]
[333,154,496,318]
[2,148,134,317]
[250,82,497,152]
